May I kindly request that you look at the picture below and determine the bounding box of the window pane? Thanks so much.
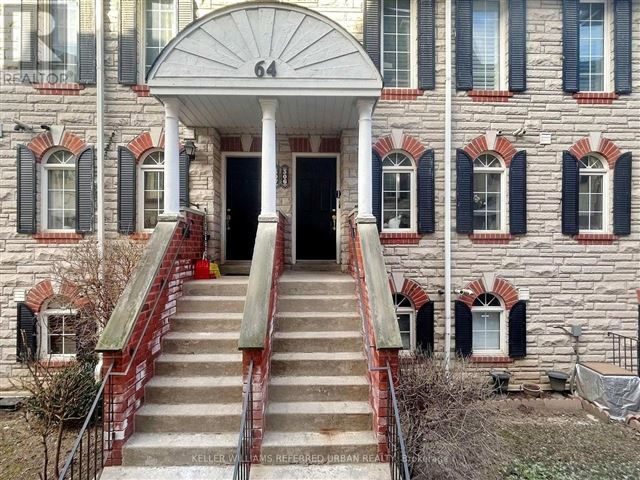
[578,3,605,92]
[472,0,501,91]
[382,0,412,88]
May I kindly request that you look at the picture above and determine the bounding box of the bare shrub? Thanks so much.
[397,352,507,480]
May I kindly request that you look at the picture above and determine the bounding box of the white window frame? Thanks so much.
[139,0,179,84]
[39,306,78,359]
[381,151,417,233]
[41,149,77,232]
[473,153,507,233]
[471,293,506,355]
[471,0,509,91]
[394,294,416,352]
[578,0,612,93]
[380,0,418,89]
[578,154,609,234]
[138,150,165,232]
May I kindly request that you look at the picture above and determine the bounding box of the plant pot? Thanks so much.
[522,383,542,398]
[489,370,511,394]
[546,371,570,392]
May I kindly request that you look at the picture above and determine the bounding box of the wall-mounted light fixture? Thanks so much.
[184,140,197,160]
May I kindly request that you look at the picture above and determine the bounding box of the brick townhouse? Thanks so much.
[0,0,638,396]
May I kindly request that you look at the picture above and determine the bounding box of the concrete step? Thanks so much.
[269,375,369,402]
[135,403,241,433]
[279,274,355,296]
[182,278,248,296]
[287,261,343,272]
[267,401,371,432]
[162,331,239,354]
[276,312,360,332]
[273,331,362,353]
[155,353,242,377]
[277,295,357,313]
[177,295,245,313]
[101,466,234,480]
[251,463,390,479]
[260,431,379,464]
[122,432,237,466]
[171,312,242,333]
[272,352,366,376]
[145,375,243,404]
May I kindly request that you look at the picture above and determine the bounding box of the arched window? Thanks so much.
[382,152,416,231]
[39,296,77,358]
[578,154,607,232]
[473,153,505,232]
[139,151,165,230]
[471,293,505,354]
[42,150,76,230]
[393,293,415,350]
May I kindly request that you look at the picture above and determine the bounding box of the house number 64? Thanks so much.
[254,60,277,78]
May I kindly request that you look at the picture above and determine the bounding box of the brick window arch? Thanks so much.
[374,131,427,161]
[463,133,517,166]
[390,277,430,310]
[568,135,622,169]
[27,131,87,162]
[25,279,87,313]
[458,276,519,311]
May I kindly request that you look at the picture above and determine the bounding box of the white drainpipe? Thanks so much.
[96,0,105,259]
[444,0,453,371]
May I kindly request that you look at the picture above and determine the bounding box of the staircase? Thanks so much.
[101,277,248,480]
[250,271,389,479]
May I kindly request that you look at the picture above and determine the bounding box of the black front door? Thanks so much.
[296,157,337,260]
[226,157,261,260]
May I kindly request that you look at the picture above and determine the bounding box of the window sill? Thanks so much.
[468,90,513,103]
[573,233,617,245]
[381,88,423,101]
[470,355,513,364]
[32,83,85,96]
[131,85,151,97]
[130,232,152,240]
[469,233,514,244]
[33,232,83,244]
[572,92,619,105]
[379,232,422,245]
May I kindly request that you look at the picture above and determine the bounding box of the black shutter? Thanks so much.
[119,0,138,85]
[20,0,38,78]
[363,0,381,70]
[76,147,95,233]
[78,0,96,84]
[418,149,435,234]
[454,300,472,357]
[561,151,579,235]
[456,149,474,234]
[17,304,37,362]
[508,300,527,358]
[372,149,382,231]
[613,152,632,236]
[179,150,190,209]
[178,0,195,31]
[17,145,37,234]
[455,0,473,90]
[418,0,436,90]
[509,150,527,235]
[614,0,632,94]
[508,0,527,92]
[118,146,137,234]
[562,0,580,93]
[416,302,434,354]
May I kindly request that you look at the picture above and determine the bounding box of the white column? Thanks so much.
[259,98,278,218]
[163,98,181,215]
[357,99,375,219]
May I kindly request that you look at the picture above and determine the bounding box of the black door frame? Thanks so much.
[292,154,340,264]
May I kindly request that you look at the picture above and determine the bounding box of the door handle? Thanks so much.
[226,209,231,230]
[331,209,337,231]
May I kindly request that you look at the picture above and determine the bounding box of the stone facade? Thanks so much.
[0,0,639,391]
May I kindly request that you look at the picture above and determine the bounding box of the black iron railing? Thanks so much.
[58,364,114,480]
[233,360,254,480]
[607,331,639,376]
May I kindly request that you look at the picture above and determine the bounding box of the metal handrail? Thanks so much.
[59,219,193,479]
[607,331,639,376]
[349,220,410,479]
[233,360,254,480]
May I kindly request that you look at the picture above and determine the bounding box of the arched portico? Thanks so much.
[147,2,382,220]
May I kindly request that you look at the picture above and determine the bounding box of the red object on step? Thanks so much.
[194,259,211,279]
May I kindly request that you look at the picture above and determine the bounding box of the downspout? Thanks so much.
[444,0,453,371]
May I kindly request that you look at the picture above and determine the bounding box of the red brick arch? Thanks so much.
[568,136,622,168]
[25,279,87,313]
[127,131,187,162]
[27,131,88,161]
[390,278,430,310]
[458,276,519,311]
[373,133,427,161]
[463,134,517,167]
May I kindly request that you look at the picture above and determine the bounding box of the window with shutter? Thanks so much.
[17,304,38,362]
[381,152,417,232]
[472,0,506,91]
[578,1,608,92]
[138,151,165,231]
[393,294,415,350]
[473,154,506,232]
[41,150,77,231]
[471,293,506,355]
[578,154,608,232]
[417,149,435,234]
[17,145,37,234]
